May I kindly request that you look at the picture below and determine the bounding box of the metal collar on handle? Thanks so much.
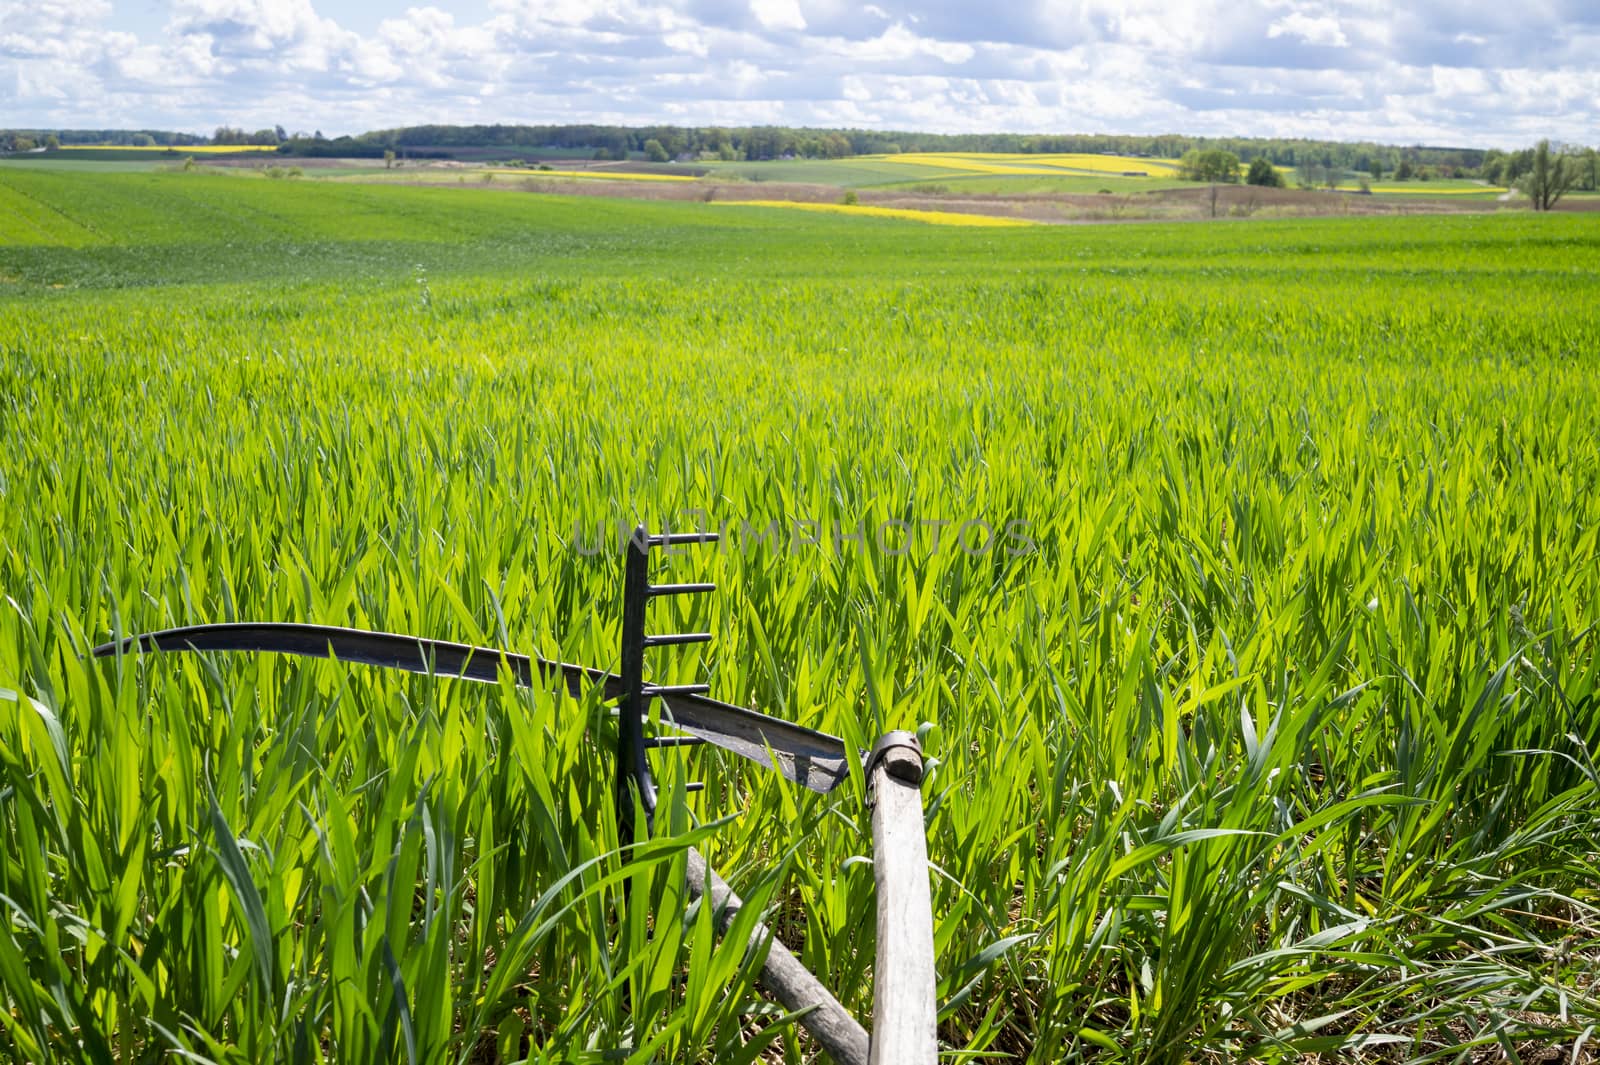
[864,730,924,807]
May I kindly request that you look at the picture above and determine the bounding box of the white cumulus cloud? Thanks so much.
[1268,12,1349,47]
[0,0,1594,148]
[751,0,806,32]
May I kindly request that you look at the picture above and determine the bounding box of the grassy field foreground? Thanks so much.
[2,169,1600,1062]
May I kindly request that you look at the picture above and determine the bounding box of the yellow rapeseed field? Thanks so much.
[1364,184,1497,196]
[874,153,1070,176]
[1012,153,1181,175]
[709,200,1036,226]
[862,151,1182,177]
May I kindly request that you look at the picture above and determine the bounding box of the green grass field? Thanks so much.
[3,167,1600,1063]
[0,156,180,174]
[1,147,273,165]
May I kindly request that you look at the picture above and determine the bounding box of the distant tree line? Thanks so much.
[272,123,1521,172]
[0,127,278,151]
[325,124,887,161]
[210,125,289,146]
[6,124,1597,194]
[0,132,56,152]
[1,128,208,151]
[1168,139,1598,194]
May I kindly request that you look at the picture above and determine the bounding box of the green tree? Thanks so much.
[383,149,395,169]
[1519,139,1576,211]
[1578,148,1598,192]
[1245,157,1284,187]
[1505,147,1535,185]
[43,134,60,151]
[1393,159,1414,181]
[1179,149,1241,183]
[643,138,668,163]
[1368,158,1383,182]
[1480,150,1506,186]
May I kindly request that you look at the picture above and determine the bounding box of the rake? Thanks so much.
[93,526,937,1065]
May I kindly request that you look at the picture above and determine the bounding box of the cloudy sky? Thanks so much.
[2,0,1596,147]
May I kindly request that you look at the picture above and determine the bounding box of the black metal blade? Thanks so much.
[655,691,853,796]
[90,622,851,794]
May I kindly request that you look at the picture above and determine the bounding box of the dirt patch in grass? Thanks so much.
[856,182,1510,223]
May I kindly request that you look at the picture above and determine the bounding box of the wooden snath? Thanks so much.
[93,525,938,1064]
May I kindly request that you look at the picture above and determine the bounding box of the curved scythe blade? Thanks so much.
[91,622,851,794]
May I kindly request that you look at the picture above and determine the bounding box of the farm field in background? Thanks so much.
[874,172,1196,195]
[1359,182,1499,196]
[2,167,1600,1063]
[60,144,282,154]
[1,145,281,164]
[482,167,699,183]
[884,152,1183,176]
[9,151,1586,218]
[706,199,1037,225]
[691,156,982,186]
[693,151,1182,187]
